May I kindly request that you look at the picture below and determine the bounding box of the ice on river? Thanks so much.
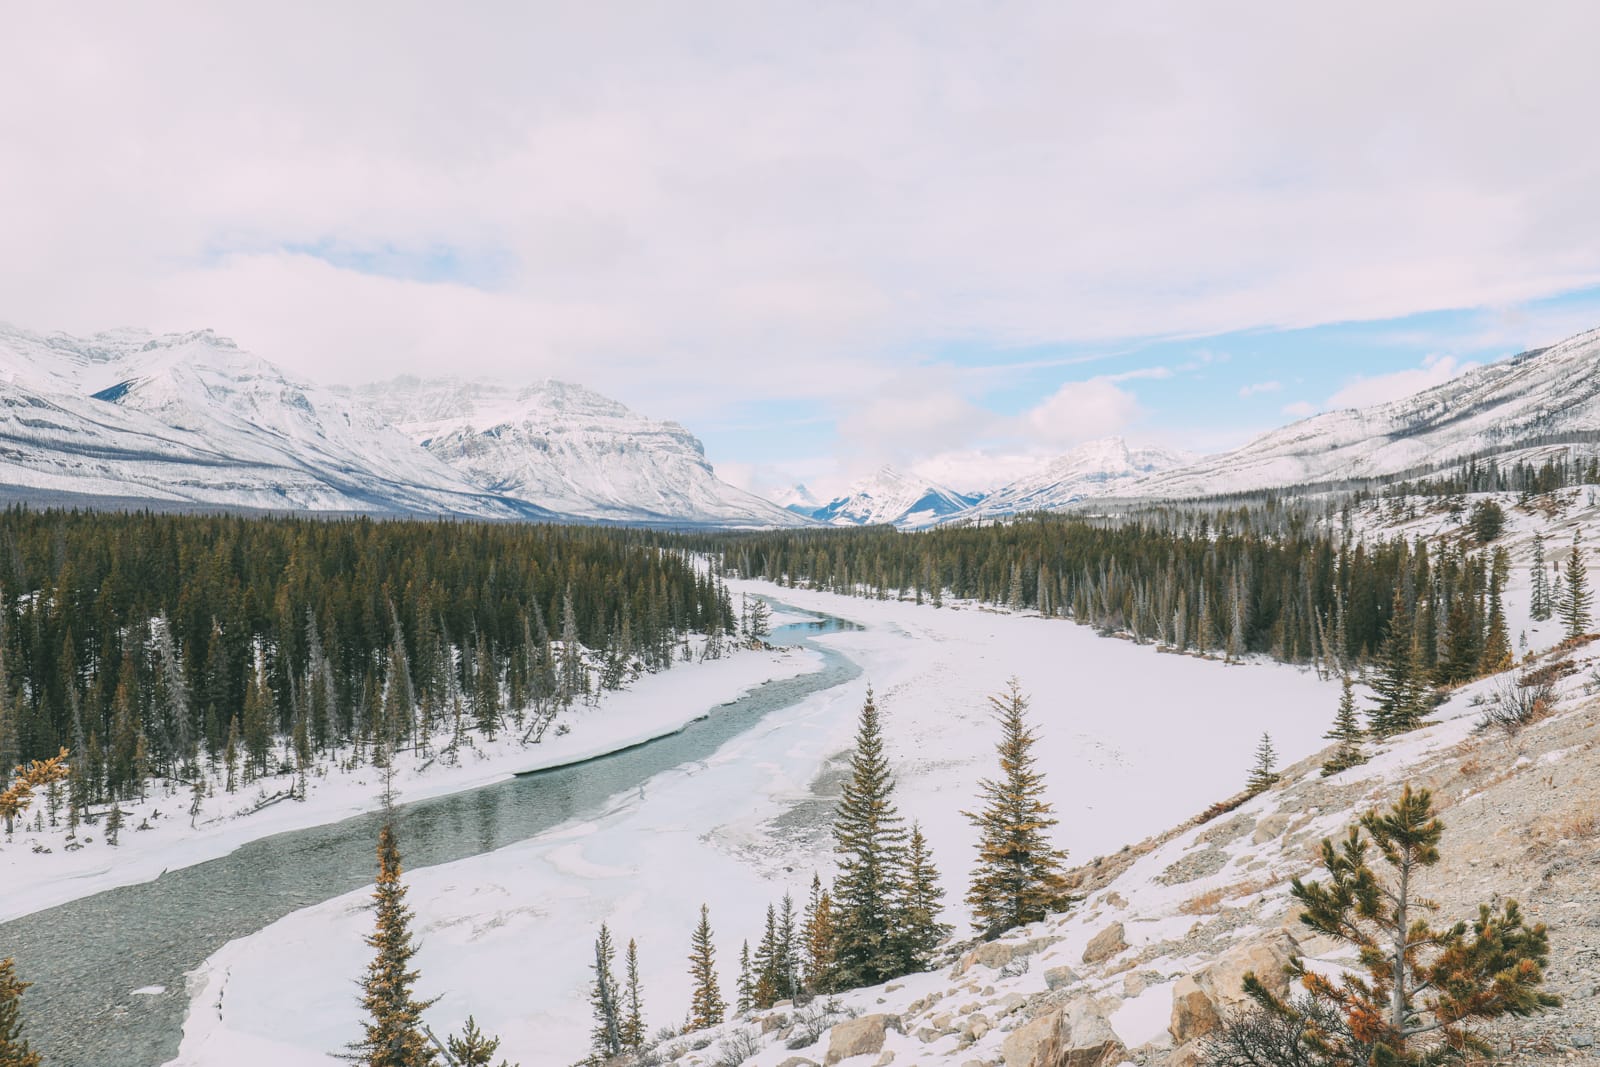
[168,585,1337,1066]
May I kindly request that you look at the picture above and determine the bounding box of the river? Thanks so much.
[0,607,860,1067]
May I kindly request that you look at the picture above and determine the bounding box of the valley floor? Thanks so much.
[164,580,1338,1066]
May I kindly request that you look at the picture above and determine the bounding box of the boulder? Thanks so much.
[1168,975,1221,1045]
[1001,998,1127,1067]
[1044,965,1081,991]
[954,936,1059,977]
[778,1059,820,1067]
[824,1014,902,1066]
[762,1011,792,1034]
[1168,931,1299,1045]
[1081,923,1127,965]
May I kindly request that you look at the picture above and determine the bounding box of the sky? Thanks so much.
[4,3,1600,500]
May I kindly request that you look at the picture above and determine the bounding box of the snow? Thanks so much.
[0,643,817,925]
[164,583,1338,1067]
[962,437,1193,521]
[801,466,982,528]
[1111,981,1177,1048]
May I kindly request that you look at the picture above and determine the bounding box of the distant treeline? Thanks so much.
[0,509,734,799]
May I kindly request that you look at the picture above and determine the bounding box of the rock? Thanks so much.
[1081,923,1127,965]
[824,1014,902,1066]
[762,1012,792,1034]
[874,1053,895,1066]
[777,1059,819,1067]
[1001,998,1127,1067]
[915,1027,943,1044]
[963,1013,992,1040]
[1168,975,1221,1045]
[954,936,1060,977]
[1573,1031,1596,1049]
[1167,1040,1206,1067]
[1122,972,1147,998]
[996,993,1028,1016]
[930,1013,954,1031]
[1251,813,1290,844]
[1044,965,1081,991]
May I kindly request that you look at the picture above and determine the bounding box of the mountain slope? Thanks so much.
[0,325,534,517]
[961,437,1193,520]
[1128,327,1600,499]
[803,467,983,528]
[346,377,807,527]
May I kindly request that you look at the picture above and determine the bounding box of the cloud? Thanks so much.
[1023,378,1142,448]
[1239,380,1282,397]
[1328,354,1477,409]
[1281,400,1318,418]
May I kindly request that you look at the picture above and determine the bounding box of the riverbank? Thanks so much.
[0,640,819,925]
[165,581,1338,1066]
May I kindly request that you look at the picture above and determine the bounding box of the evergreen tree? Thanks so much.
[1320,675,1367,777]
[1478,548,1511,673]
[620,939,645,1050]
[686,904,725,1031]
[0,957,41,1067]
[736,940,755,1014]
[752,907,780,1009]
[801,874,837,995]
[1529,533,1552,621]
[346,825,438,1067]
[963,681,1070,938]
[775,893,799,1003]
[1369,592,1427,736]
[830,688,910,989]
[898,823,952,969]
[589,924,623,1061]
[445,1017,515,1067]
[1558,531,1592,639]
[1242,785,1558,1064]
[1246,732,1279,794]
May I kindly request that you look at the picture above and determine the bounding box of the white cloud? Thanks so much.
[1281,400,1318,418]
[1239,380,1282,397]
[1328,354,1477,409]
[1022,378,1143,448]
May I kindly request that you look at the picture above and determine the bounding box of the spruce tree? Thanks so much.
[897,823,952,968]
[830,688,910,989]
[752,906,780,1009]
[1478,548,1511,673]
[620,939,645,1050]
[346,825,438,1067]
[1529,533,1552,621]
[801,874,837,995]
[1369,591,1427,736]
[589,924,622,1060]
[1242,786,1558,1063]
[736,940,755,1014]
[0,957,41,1067]
[1246,732,1279,794]
[963,681,1070,938]
[1559,531,1592,639]
[1320,676,1367,777]
[686,904,725,1031]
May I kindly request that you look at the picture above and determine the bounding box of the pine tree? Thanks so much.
[1559,531,1592,639]
[752,907,780,1009]
[1369,591,1427,736]
[1320,676,1367,777]
[775,893,799,1003]
[830,688,910,989]
[801,874,837,995]
[736,940,755,1014]
[1529,533,1552,621]
[589,924,623,1060]
[0,957,41,1067]
[223,716,240,794]
[1242,786,1558,1064]
[1479,548,1512,673]
[963,680,1070,938]
[1246,732,1279,794]
[445,1017,515,1067]
[620,939,645,1050]
[346,825,438,1067]
[686,904,725,1031]
[897,823,952,969]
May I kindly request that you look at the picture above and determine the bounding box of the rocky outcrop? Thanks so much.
[824,1014,902,1065]
[954,936,1060,977]
[1168,931,1299,1044]
[1081,922,1127,965]
[1002,997,1126,1067]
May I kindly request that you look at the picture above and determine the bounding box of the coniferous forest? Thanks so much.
[0,509,737,806]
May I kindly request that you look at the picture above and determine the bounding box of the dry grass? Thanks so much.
[1178,876,1280,915]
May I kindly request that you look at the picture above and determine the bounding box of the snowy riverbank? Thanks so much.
[165,581,1338,1066]
[0,641,819,925]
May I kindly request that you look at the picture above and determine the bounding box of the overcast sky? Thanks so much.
[4,3,1600,497]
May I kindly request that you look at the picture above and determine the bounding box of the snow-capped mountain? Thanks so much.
[1127,326,1600,499]
[961,437,1194,520]
[771,483,823,516]
[0,324,535,517]
[800,467,984,529]
[345,377,807,527]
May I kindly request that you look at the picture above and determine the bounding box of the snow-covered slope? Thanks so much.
[347,377,808,527]
[803,466,984,528]
[0,325,535,517]
[1129,327,1600,499]
[961,437,1194,520]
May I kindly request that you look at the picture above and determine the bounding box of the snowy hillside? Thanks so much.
[0,324,534,517]
[1128,327,1600,499]
[961,437,1193,520]
[346,376,808,527]
[800,466,984,528]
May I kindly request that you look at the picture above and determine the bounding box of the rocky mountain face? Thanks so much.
[965,438,1193,520]
[345,376,806,527]
[1127,327,1600,499]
